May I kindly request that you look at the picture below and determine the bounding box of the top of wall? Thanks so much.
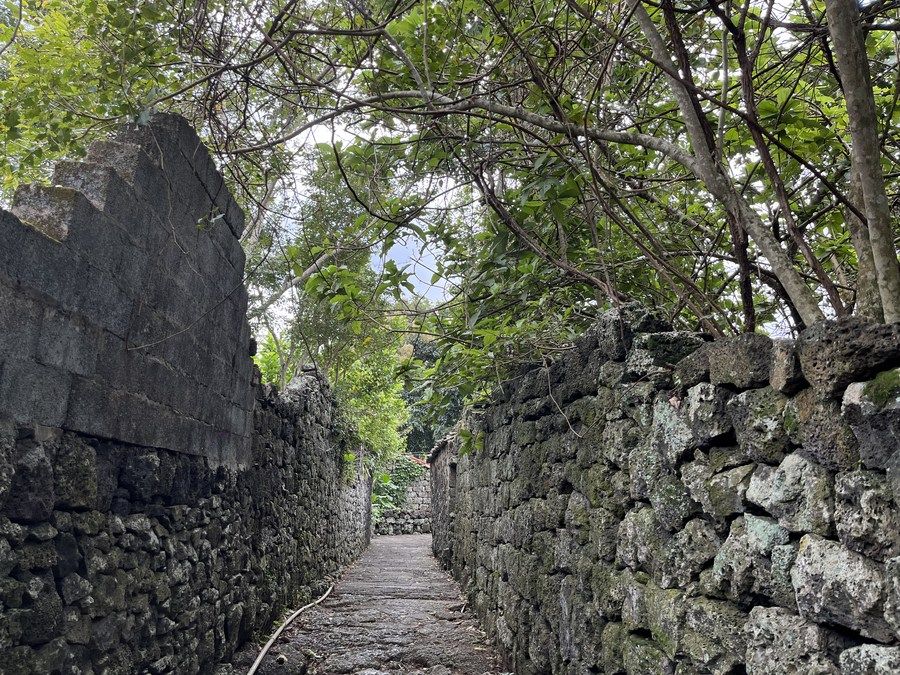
[0,114,255,465]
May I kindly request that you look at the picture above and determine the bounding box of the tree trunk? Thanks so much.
[845,167,884,320]
[826,0,900,322]
[630,1,825,327]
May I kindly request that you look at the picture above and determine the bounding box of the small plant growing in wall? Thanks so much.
[458,427,483,456]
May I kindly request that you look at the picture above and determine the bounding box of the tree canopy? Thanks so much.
[2,0,899,422]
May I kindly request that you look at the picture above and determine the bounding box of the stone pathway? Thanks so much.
[234,535,502,674]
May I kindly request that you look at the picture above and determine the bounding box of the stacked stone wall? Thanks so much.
[374,468,432,535]
[1,114,253,465]
[0,116,372,673]
[431,305,900,674]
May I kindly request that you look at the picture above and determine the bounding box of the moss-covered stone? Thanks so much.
[862,368,900,410]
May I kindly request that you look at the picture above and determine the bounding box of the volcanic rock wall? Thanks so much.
[374,468,432,536]
[0,116,372,673]
[1,114,252,464]
[431,305,900,674]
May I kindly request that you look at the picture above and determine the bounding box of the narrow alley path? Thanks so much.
[236,535,503,674]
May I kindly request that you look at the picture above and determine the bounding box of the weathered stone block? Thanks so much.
[590,304,670,362]
[841,368,900,470]
[599,621,626,674]
[622,634,674,675]
[682,457,754,522]
[36,306,100,377]
[643,583,684,659]
[625,332,707,382]
[840,644,900,674]
[791,534,893,642]
[651,384,733,466]
[616,506,669,575]
[681,598,746,674]
[0,358,71,428]
[649,474,699,531]
[672,343,711,391]
[727,387,789,463]
[656,519,720,589]
[884,557,900,639]
[0,280,42,363]
[783,388,860,470]
[53,436,98,510]
[707,333,772,390]
[746,453,834,535]
[745,606,840,675]
[797,318,900,400]
[835,470,900,561]
[3,445,56,523]
[769,338,806,394]
[0,418,14,507]
[19,575,63,645]
[712,514,795,607]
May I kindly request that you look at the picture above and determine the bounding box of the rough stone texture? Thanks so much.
[231,535,502,674]
[0,376,372,674]
[835,470,900,561]
[727,386,789,463]
[374,466,433,535]
[745,606,841,674]
[784,388,860,470]
[746,453,834,535]
[792,534,894,642]
[769,338,806,394]
[841,368,900,470]
[840,644,900,674]
[707,333,772,389]
[431,309,900,674]
[797,318,900,400]
[1,114,253,464]
[0,117,372,674]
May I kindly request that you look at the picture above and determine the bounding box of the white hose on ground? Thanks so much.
[246,584,335,675]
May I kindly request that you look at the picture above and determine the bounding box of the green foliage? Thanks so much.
[0,0,178,191]
[371,455,426,523]
[255,326,411,466]
[5,0,900,427]
[335,330,411,463]
[253,334,283,388]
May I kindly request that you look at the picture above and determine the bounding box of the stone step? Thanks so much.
[11,183,86,241]
[86,139,145,185]
[51,159,120,211]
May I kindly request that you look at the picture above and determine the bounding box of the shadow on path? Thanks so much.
[234,534,502,674]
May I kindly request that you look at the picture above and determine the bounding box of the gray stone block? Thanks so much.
[0,277,42,362]
[707,333,773,390]
[11,183,85,242]
[791,534,893,642]
[727,387,789,463]
[840,645,900,675]
[797,318,900,400]
[746,453,834,536]
[745,606,840,675]
[769,338,806,394]
[784,388,860,471]
[842,369,900,470]
[4,444,56,523]
[835,470,900,561]
[0,358,71,427]
[36,306,100,376]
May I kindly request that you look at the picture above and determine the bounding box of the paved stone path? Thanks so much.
[236,535,502,674]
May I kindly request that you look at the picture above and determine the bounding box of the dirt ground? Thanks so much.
[230,535,504,675]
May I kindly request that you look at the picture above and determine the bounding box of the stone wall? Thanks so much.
[0,116,372,673]
[374,467,432,536]
[430,305,900,674]
[1,114,253,464]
